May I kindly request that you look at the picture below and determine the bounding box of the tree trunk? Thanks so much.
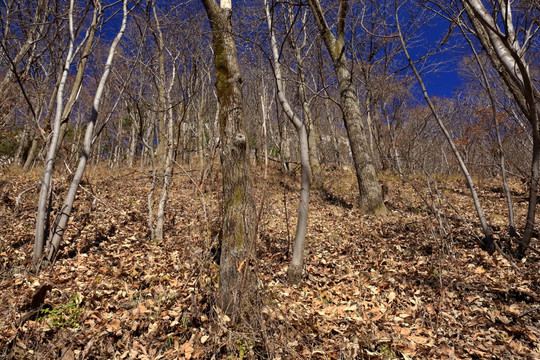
[201,0,257,318]
[460,0,540,257]
[128,117,137,167]
[22,135,39,171]
[46,1,128,262]
[265,0,311,284]
[287,9,323,189]
[154,61,176,241]
[56,5,99,155]
[518,131,540,257]
[334,61,386,213]
[33,0,76,264]
[148,3,176,242]
[307,0,386,214]
[277,93,291,172]
[460,25,516,238]
[397,8,494,253]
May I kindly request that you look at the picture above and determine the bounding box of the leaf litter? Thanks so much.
[0,164,538,359]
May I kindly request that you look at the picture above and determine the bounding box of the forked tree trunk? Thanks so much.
[46,1,128,262]
[33,0,76,264]
[201,0,257,318]
[265,0,311,285]
[56,4,100,155]
[307,0,386,214]
[286,7,323,189]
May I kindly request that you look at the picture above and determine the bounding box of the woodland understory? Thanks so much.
[0,163,538,360]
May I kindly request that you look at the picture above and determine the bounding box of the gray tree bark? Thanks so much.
[46,0,128,262]
[33,0,76,264]
[55,4,100,155]
[286,7,324,190]
[265,0,311,285]
[459,0,540,257]
[307,0,386,214]
[149,3,176,241]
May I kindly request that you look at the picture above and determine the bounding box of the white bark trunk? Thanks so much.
[46,0,128,261]
[34,0,76,263]
[265,0,311,284]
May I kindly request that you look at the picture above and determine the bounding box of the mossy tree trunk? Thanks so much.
[201,0,257,318]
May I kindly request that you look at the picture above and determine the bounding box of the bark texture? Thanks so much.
[34,0,76,263]
[307,0,386,214]
[201,0,257,318]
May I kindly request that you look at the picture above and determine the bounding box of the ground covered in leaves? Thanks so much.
[0,163,539,359]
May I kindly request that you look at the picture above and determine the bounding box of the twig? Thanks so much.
[15,185,37,207]
[518,307,540,318]
[63,160,127,216]
[493,240,521,273]
[172,159,210,237]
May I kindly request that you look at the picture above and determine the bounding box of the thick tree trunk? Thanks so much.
[334,61,386,213]
[307,0,386,214]
[201,0,257,318]
[22,135,39,171]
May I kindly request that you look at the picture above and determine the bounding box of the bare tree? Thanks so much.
[33,0,77,263]
[459,25,516,237]
[55,2,100,155]
[265,0,311,284]
[201,0,257,318]
[307,0,386,214]
[396,2,495,253]
[42,0,130,263]
[458,0,539,257]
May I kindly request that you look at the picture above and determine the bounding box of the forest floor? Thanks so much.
[0,163,539,359]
